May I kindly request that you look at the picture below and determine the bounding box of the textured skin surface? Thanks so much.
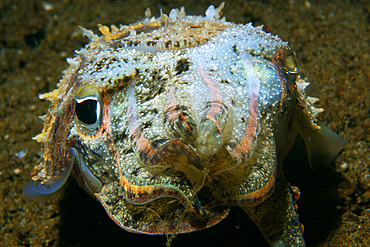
[23,4,338,246]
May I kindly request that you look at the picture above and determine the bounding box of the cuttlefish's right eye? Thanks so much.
[74,84,102,135]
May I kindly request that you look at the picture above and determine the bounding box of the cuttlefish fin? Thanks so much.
[298,120,347,168]
[295,79,347,168]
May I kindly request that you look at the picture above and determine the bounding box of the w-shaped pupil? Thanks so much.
[75,99,97,124]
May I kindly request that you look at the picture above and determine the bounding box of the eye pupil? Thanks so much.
[75,99,97,125]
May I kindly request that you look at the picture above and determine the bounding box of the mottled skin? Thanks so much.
[24,4,346,246]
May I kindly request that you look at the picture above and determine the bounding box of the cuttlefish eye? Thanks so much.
[282,49,299,83]
[76,99,97,124]
[74,84,102,135]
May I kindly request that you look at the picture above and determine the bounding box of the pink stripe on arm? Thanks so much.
[229,54,261,163]
[126,86,157,165]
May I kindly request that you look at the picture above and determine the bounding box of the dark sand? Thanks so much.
[0,0,368,246]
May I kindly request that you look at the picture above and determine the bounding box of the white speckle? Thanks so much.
[42,2,54,11]
[13,168,22,175]
[340,162,348,171]
[14,150,26,159]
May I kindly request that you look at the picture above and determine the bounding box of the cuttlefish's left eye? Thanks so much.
[74,84,102,135]
[282,49,299,83]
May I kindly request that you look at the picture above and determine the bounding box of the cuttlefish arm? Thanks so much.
[22,148,103,202]
[241,170,306,247]
[22,158,73,202]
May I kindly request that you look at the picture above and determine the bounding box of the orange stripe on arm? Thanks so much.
[126,86,159,166]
